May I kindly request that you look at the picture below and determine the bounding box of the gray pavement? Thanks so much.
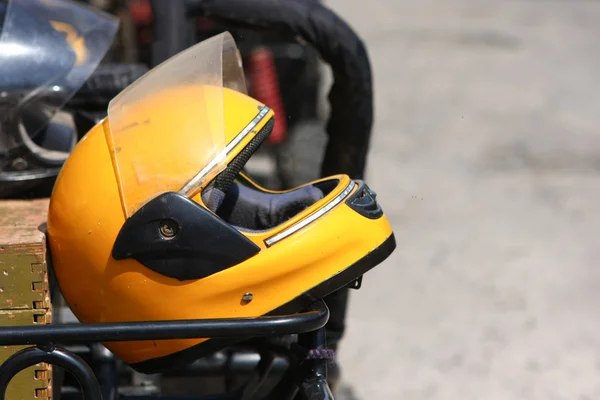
[320,0,600,399]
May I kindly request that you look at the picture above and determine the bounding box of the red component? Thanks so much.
[196,16,218,31]
[247,47,288,144]
[128,0,153,25]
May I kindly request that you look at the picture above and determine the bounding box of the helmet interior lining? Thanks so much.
[216,179,339,232]
[200,114,339,232]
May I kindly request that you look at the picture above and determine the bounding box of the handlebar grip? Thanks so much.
[186,0,374,179]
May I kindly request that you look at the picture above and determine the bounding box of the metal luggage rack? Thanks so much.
[0,301,335,400]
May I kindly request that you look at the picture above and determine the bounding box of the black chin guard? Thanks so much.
[111,192,260,281]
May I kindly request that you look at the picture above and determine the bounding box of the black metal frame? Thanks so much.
[0,301,334,400]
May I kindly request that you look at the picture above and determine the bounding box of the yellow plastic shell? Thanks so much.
[47,87,393,366]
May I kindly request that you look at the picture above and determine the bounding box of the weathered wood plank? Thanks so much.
[0,199,49,252]
[1,310,52,400]
[0,199,52,399]
[0,200,50,311]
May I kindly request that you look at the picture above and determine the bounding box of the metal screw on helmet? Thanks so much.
[241,292,254,304]
[158,220,178,239]
[11,158,28,171]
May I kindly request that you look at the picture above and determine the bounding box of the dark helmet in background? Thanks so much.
[0,0,118,198]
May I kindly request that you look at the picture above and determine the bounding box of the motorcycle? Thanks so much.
[0,0,379,399]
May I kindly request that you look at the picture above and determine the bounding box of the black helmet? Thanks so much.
[0,0,118,198]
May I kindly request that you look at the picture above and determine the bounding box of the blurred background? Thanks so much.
[51,0,600,398]
[323,1,600,399]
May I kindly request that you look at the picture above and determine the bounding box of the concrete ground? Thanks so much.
[317,0,600,399]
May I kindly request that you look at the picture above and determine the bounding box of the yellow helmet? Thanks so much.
[47,32,395,373]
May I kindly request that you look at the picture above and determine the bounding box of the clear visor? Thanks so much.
[107,32,246,217]
[0,0,118,152]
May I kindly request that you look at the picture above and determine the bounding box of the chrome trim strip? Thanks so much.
[179,106,271,195]
[224,106,271,155]
[264,181,357,247]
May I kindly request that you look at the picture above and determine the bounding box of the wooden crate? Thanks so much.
[0,199,52,400]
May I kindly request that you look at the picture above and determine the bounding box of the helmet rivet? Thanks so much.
[11,157,27,171]
[159,220,178,239]
[241,292,253,304]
